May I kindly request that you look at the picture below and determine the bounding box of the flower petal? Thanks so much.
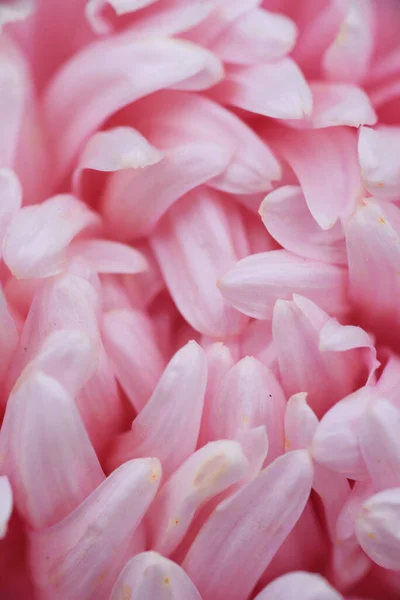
[0,285,18,397]
[0,476,12,539]
[358,125,400,201]
[0,169,22,261]
[68,240,148,274]
[86,0,160,34]
[254,571,343,600]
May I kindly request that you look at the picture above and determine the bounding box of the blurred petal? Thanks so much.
[151,188,247,338]
[285,393,318,452]
[148,440,248,556]
[0,477,12,539]
[29,458,161,600]
[110,551,201,600]
[358,126,400,201]
[86,0,160,34]
[254,571,343,600]
[0,285,18,396]
[109,341,207,477]
[183,450,313,600]
[0,169,22,261]
[0,0,33,31]
[220,250,348,320]
[260,186,347,264]
[101,308,165,412]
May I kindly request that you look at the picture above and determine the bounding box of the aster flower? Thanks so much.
[1,0,400,598]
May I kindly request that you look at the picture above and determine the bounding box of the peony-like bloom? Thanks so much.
[1,0,400,598]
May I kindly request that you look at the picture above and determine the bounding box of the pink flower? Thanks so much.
[1,0,400,598]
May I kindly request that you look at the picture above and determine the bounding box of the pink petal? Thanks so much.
[110,551,201,600]
[212,59,312,119]
[285,393,318,452]
[375,352,400,408]
[101,308,165,412]
[322,0,375,84]
[0,371,105,529]
[210,8,297,64]
[0,0,33,31]
[68,239,148,274]
[151,188,247,338]
[183,450,313,600]
[86,0,160,34]
[109,341,207,477]
[0,169,22,261]
[356,487,400,571]
[72,126,163,196]
[121,91,281,195]
[268,126,361,230]
[329,539,372,591]
[239,319,277,372]
[101,142,231,240]
[0,284,18,396]
[205,357,285,463]
[29,457,161,600]
[260,185,347,265]
[336,481,375,543]
[0,477,12,539]
[358,125,400,201]
[2,194,101,279]
[219,250,348,320]
[43,37,223,180]
[148,440,248,556]
[237,426,269,481]
[358,398,400,491]
[255,571,343,600]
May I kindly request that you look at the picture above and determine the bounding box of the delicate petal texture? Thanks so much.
[86,0,160,34]
[0,0,33,31]
[0,477,13,539]
[358,126,400,201]
[110,551,201,600]
[285,393,318,451]
[68,240,148,274]
[269,126,361,230]
[43,37,224,179]
[356,488,400,570]
[3,195,100,279]
[260,186,347,265]
[151,188,248,338]
[254,571,343,600]
[213,59,313,120]
[205,357,285,463]
[148,440,248,556]
[0,371,105,529]
[29,458,161,600]
[210,8,297,64]
[72,126,163,195]
[101,308,165,412]
[336,481,375,543]
[0,285,18,395]
[0,168,22,260]
[219,250,348,320]
[183,450,314,600]
[109,341,207,477]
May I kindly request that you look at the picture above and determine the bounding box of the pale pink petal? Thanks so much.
[2,194,101,279]
[358,398,400,491]
[0,0,33,31]
[212,59,312,119]
[0,169,22,261]
[205,357,285,463]
[358,126,400,201]
[68,240,148,274]
[312,386,377,479]
[375,352,400,408]
[219,250,349,320]
[239,319,277,372]
[29,457,161,600]
[269,126,361,230]
[86,0,160,34]
[237,426,269,481]
[260,186,347,265]
[72,126,163,196]
[183,450,313,600]
[336,481,375,543]
[255,571,343,600]
[110,551,201,600]
[322,0,375,84]
[0,371,105,529]
[345,198,400,338]
[210,8,297,64]
[0,284,18,397]
[101,308,165,412]
[121,244,164,309]
[0,477,12,539]
[151,188,247,338]
[123,91,281,195]
[273,295,372,417]
[148,440,248,556]
[285,393,318,452]
[43,37,224,180]
[109,341,207,477]
[329,539,372,591]
[356,487,400,571]
[101,143,231,240]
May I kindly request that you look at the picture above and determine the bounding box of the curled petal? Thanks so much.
[109,341,207,477]
[0,476,13,539]
[254,571,343,600]
[358,126,400,201]
[110,551,201,600]
[183,450,314,600]
[148,440,248,556]
[220,250,348,320]
[86,0,160,34]
[356,487,400,571]
[151,188,247,338]
[260,186,347,265]
[29,458,161,600]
